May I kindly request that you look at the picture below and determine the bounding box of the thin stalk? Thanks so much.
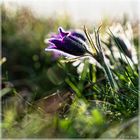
[95,29,118,90]
[84,26,118,90]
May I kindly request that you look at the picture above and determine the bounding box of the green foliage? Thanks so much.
[1,5,139,138]
[2,5,73,99]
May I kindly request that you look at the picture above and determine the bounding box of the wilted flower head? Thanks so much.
[45,27,88,57]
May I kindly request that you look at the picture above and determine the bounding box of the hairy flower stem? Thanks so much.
[87,50,118,91]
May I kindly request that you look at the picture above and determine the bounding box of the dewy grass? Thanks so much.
[108,29,135,72]
[108,29,138,87]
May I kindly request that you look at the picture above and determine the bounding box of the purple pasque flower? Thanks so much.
[45,27,88,57]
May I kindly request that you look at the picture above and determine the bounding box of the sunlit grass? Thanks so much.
[1,5,139,138]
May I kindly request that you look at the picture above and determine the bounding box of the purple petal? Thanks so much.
[47,45,56,49]
[71,31,86,41]
[45,27,88,57]
[60,36,86,56]
[58,27,70,37]
[45,46,76,57]
[48,38,62,47]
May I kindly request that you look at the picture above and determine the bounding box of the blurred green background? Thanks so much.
[2,5,74,99]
